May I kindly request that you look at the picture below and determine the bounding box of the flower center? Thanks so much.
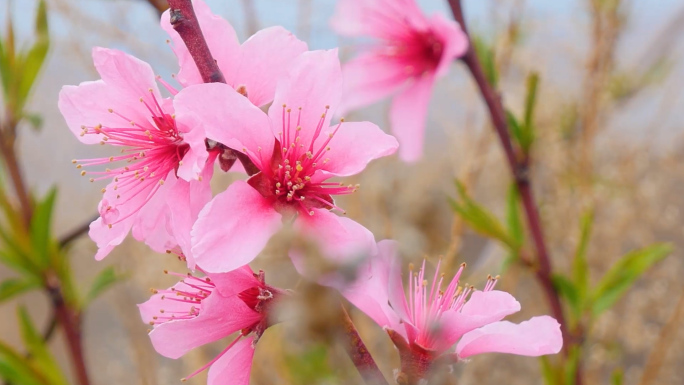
[385,29,444,76]
[247,105,358,217]
[73,89,189,227]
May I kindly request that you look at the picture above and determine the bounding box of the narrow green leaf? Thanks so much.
[17,307,69,385]
[520,72,539,152]
[472,35,498,87]
[506,109,524,149]
[0,341,47,385]
[505,183,524,249]
[22,112,44,131]
[29,187,58,267]
[84,266,124,305]
[17,0,50,111]
[591,243,672,316]
[538,356,560,385]
[572,210,593,300]
[0,278,40,302]
[551,273,581,319]
[564,345,581,385]
[611,368,624,385]
[524,72,539,131]
[449,180,516,249]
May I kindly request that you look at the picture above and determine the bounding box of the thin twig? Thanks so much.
[447,0,569,352]
[340,306,389,385]
[638,286,684,385]
[59,214,99,248]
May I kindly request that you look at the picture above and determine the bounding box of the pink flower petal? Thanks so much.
[335,240,403,332]
[166,166,214,269]
[432,290,521,353]
[268,50,342,147]
[191,181,282,273]
[330,0,428,39]
[174,83,275,168]
[148,292,261,359]
[89,215,130,261]
[319,121,398,177]
[456,316,563,358]
[337,53,408,116]
[293,208,376,263]
[59,48,161,145]
[389,73,436,162]
[176,120,210,182]
[230,26,308,107]
[161,0,240,87]
[206,265,260,298]
[207,336,256,385]
[430,14,468,77]
[92,47,163,114]
[138,281,201,324]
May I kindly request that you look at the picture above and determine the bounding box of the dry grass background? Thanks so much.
[1,0,684,384]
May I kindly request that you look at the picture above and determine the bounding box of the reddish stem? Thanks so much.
[47,281,89,385]
[447,0,569,352]
[341,306,389,385]
[166,0,226,83]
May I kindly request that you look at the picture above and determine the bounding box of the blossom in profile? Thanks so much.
[336,241,562,383]
[174,49,398,273]
[139,265,282,385]
[58,47,213,262]
[330,0,468,162]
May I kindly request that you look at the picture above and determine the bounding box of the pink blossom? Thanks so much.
[336,241,562,382]
[139,265,282,385]
[174,49,399,273]
[161,0,308,107]
[58,47,213,262]
[330,0,469,162]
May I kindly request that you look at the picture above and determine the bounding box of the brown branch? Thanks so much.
[166,0,225,83]
[46,278,89,385]
[341,306,389,385]
[0,129,33,227]
[447,0,569,352]
[59,214,99,248]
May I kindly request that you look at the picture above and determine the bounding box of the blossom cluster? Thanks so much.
[58,0,562,383]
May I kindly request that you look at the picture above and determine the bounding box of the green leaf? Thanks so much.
[611,368,624,385]
[572,210,593,300]
[506,109,523,149]
[0,341,47,385]
[505,184,524,249]
[564,345,581,385]
[538,356,560,385]
[29,187,58,267]
[284,344,335,383]
[449,180,516,249]
[22,112,44,131]
[523,72,539,131]
[472,35,498,87]
[17,0,50,111]
[591,243,672,316]
[17,307,69,385]
[552,273,581,319]
[518,72,539,152]
[84,266,125,305]
[0,278,40,302]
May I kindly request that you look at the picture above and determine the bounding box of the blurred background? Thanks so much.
[1,0,684,384]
